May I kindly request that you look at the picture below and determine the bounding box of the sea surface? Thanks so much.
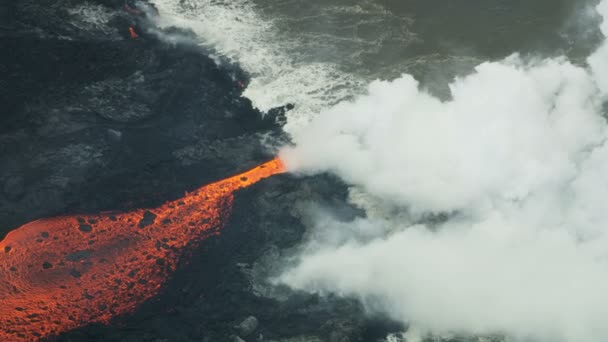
[152,0,601,133]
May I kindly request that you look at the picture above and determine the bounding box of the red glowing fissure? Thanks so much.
[129,27,139,39]
[0,159,285,341]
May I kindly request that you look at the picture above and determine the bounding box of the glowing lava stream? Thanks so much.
[0,158,285,341]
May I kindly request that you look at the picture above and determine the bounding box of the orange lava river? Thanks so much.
[0,159,285,341]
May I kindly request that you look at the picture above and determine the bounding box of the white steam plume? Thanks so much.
[278,1,608,341]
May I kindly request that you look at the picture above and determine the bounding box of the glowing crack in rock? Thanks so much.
[0,158,285,340]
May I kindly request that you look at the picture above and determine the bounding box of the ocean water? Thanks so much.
[151,0,601,134]
[145,1,608,340]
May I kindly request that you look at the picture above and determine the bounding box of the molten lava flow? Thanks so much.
[0,159,284,341]
[129,27,139,39]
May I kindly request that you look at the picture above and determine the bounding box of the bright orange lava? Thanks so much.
[129,27,139,39]
[0,159,285,341]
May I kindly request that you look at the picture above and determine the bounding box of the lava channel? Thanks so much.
[0,158,285,341]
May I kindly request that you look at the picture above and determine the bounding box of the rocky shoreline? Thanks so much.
[0,0,281,231]
[1,1,401,341]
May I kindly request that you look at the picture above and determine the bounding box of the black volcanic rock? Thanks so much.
[237,316,259,337]
[2,176,24,200]
[1,0,401,341]
[0,0,281,232]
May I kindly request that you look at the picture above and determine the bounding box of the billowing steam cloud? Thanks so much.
[279,1,608,341]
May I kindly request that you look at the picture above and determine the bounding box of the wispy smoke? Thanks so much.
[278,1,608,341]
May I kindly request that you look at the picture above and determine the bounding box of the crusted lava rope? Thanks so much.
[0,159,285,341]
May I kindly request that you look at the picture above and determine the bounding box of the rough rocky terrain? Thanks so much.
[1,1,402,341]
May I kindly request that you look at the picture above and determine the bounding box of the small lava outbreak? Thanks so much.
[0,159,285,341]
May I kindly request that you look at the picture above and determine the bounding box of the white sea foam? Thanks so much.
[68,3,116,37]
[150,0,366,135]
[147,1,608,340]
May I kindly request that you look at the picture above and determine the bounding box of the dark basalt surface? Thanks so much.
[0,0,281,232]
[1,0,400,341]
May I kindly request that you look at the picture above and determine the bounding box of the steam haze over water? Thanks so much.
[154,0,602,133]
[152,0,608,341]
